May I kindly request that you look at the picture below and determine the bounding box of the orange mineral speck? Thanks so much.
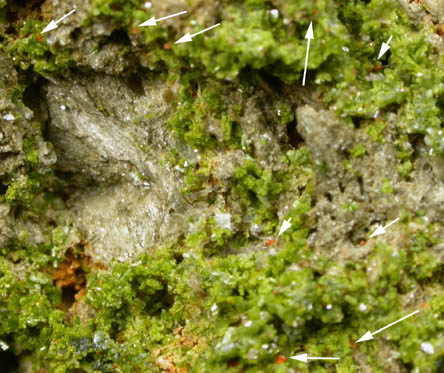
[350,338,358,349]
[276,355,286,364]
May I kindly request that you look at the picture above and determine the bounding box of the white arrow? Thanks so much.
[139,11,187,27]
[290,353,340,363]
[175,23,221,44]
[278,218,292,237]
[302,21,314,86]
[42,8,76,34]
[369,217,399,238]
[356,310,420,343]
[378,35,392,60]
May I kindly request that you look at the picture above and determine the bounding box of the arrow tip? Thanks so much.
[377,42,390,60]
[139,17,157,27]
[42,20,58,34]
[175,33,192,44]
[369,225,385,238]
[290,353,308,363]
[305,21,314,39]
[278,218,292,237]
[357,331,373,343]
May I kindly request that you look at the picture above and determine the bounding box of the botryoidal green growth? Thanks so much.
[0,0,443,371]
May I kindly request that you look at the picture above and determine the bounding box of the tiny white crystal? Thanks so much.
[270,9,279,18]
[215,213,231,230]
[3,113,14,121]
[421,342,434,355]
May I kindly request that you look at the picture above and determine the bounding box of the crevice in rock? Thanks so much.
[256,69,284,96]
[125,73,145,97]
[384,103,401,113]
[69,28,83,43]
[52,170,80,202]
[286,118,303,148]
[11,205,24,221]
[61,285,77,310]
[0,182,7,195]
[141,282,175,316]
[0,347,19,372]
[22,75,48,125]
[357,175,364,195]
[173,252,184,264]
[408,133,425,162]
[351,116,364,129]
[108,29,131,46]
[5,0,44,26]
[52,249,89,312]
[435,356,444,373]
[437,91,444,111]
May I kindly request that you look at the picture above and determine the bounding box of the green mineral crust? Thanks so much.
[0,0,443,372]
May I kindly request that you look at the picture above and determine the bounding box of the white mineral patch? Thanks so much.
[215,213,231,230]
[3,113,14,121]
[45,33,57,46]
[246,348,258,360]
[421,342,435,355]
[270,9,279,18]
[211,303,218,314]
